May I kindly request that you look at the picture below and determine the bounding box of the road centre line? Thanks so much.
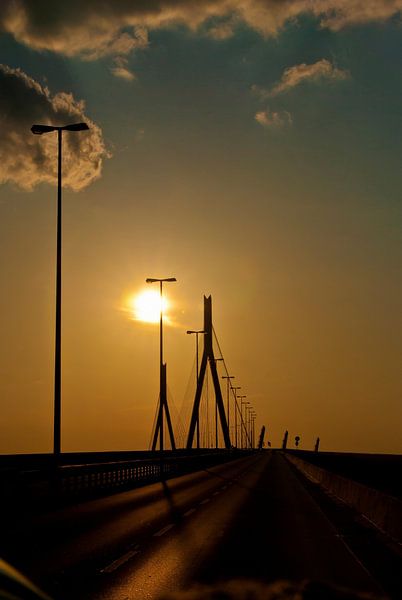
[154,523,175,537]
[200,498,210,505]
[184,508,196,517]
[101,549,139,573]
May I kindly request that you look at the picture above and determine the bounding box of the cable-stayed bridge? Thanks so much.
[1,297,401,600]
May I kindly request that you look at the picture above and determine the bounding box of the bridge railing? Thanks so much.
[1,449,251,508]
[285,451,402,544]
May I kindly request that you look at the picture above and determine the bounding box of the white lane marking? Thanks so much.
[213,491,220,496]
[222,485,228,490]
[200,498,210,505]
[184,508,196,517]
[154,523,174,537]
[101,549,139,573]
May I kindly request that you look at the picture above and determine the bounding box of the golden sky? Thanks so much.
[0,1,401,454]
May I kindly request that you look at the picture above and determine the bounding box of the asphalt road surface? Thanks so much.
[1,451,397,600]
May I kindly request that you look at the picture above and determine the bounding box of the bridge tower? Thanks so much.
[151,363,176,451]
[186,296,231,449]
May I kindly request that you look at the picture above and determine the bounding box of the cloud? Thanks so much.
[0,1,401,62]
[255,108,292,129]
[314,0,402,31]
[206,16,239,40]
[268,59,350,96]
[0,64,109,191]
[111,57,136,81]
[111,65,136,81]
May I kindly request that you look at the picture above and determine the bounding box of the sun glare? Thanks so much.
[131,290,169,323]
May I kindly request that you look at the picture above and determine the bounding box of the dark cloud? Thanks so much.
[0,1,401,61]
[0,64,108,191]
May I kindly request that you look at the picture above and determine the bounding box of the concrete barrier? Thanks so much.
[285,453,402,544]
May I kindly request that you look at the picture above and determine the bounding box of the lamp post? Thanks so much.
[245,404,250,448]
[222,375,234,446]
[246,406,254,448]
[187,329,205,448]
[249,411,256,448]
[232,386,241,448]
[31,122,89,456]
[146,277,176,451]
[238,396,248,448]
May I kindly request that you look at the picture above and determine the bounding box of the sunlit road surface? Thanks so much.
[1,452,388,599]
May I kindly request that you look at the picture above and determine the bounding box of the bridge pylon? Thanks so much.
[186,296,231,450]
[151,363,176,451]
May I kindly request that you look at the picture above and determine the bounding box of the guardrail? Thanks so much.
[285,452,402,544]
[1,449,251,508]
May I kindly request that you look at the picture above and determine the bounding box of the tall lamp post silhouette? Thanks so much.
[186,329,205,448]
[250,411,256,448]
[238,396,248,448]
[232,386,241,447]
[146,277,177,452]
[31,122,89,456]
[245,404,253,448]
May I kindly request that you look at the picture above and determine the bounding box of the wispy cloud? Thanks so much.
[0,64,109,191]
[269,59,350,96]
[0,1,400,62]
[255,108,292,129]
[111,57,136,81]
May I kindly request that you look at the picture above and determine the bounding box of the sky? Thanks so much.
[0,1,401,455]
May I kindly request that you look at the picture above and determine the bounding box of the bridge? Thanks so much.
[0,448,402,600]
[1,294,402,600]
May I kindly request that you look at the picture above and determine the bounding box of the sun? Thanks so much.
[131,290,169,323]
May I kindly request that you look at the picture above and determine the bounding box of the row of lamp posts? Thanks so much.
[31,120,256,456]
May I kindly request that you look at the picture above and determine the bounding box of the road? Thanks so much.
[0,451,396,599]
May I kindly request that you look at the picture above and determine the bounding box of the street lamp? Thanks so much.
[232,386,241,448]
[245,405,254,448]
[187,329,205,449]
[31,122,89,456]
[238,397,248,449]
[222,375,234,446]
[250,412,256,448]
[146,277,177,451]
[244,404,250,448]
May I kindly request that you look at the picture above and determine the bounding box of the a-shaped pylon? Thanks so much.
[186,296,231,449]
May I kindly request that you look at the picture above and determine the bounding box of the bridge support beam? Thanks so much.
[151,363,176,451]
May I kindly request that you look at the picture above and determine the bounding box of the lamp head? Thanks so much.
[63,122,89,132]
[146,277,177,283]
[31,122,89,135]
[31,124,56,135]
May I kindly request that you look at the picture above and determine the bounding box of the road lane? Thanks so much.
[75,452,269,600]
[0,453,261,595]
[1,451,392,600]
[81,451,385,600]
[195,451,385,593]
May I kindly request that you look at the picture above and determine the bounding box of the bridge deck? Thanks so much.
[0,451,400,600]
